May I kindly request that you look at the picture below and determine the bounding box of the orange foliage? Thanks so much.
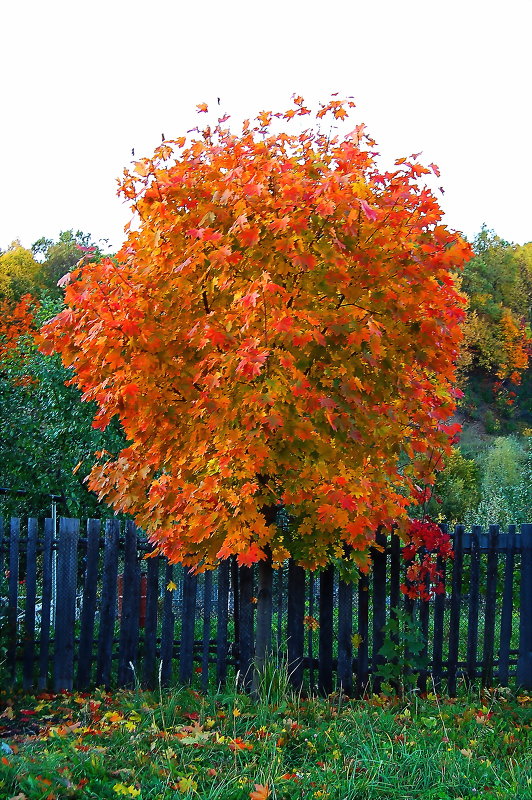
[39,96,471,571]
[497,310,530,382]
[0,294,37,359]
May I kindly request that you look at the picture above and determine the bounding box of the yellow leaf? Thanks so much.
[177,776,198,792]
[166,581,177,592]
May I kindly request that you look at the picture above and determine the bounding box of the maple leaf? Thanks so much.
[237,543,267,567]
[357,198,378,221]
[250,784,270,800]
[197,103,208,113]
[240,292,260,308]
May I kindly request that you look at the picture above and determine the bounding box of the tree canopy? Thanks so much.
[458,226,530,383]
[40,96,471,571]
[0,242,45,301]
[32,230,106,295]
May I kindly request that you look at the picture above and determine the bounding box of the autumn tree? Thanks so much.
[458,227,530,383]
[40,97,471,670]
[0,242,45,301]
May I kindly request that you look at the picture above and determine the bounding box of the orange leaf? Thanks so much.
[250,784,270,800]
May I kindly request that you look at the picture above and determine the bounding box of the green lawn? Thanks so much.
[0,680,530,799]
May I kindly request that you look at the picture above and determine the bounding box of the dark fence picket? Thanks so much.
[179,568,198,684]
[76,519,101,690]
[517,524,532,689]
[118,520,141,687]
[466,526,481,683]
[417,590,430,694]
[201,571,212,694]
[54,518,79,691]
[307,572,316,691]
[237,566,254,688]
[432,554,446,693]
[371,531,387,692]
[22,519,38,690]
[498,527,516,686]
[356,572,369,696]
[160,563,176,686]
[7,518,20,684]
[389,533,401,691]
[231,558,240,648]
[337,578,353,695]
[96,519,119,688]
[287,560,305,689]
[38,519,54,690]
[318,565,334,695]
[276,568,283,653]
[481,525,499,687]
[216,560,230,686]
[447,525,465,696]
[389,532,401,615]
[143,553,160,689]
[0,518,4,580]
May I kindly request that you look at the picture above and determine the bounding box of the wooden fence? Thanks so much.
[1,518,531,694]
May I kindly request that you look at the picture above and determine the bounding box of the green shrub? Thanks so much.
[466,436,532,528]
[484,409,500,435]
[428,448,481,525]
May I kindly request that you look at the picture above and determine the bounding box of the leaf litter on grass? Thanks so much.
[0,685,530,799]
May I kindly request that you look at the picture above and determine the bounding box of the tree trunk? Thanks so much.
[252,552,273,696]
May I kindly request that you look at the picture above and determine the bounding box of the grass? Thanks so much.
[0,676,531,800]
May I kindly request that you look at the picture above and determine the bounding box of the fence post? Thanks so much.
[337,578,353,695]
[237,565,254,689]
[498,526,516,686]
[76,519,101,689]
[318,565,334,696]
[447,524,464,696]
[287,560,305,689]
[160,562,175,686]
[118,520,140,687]
[466,526,481,683]
[96,518,119,688]
[23,519,38,690]
[7,518,20,685]
[38,518,54,690]
[142,551,160,689]
[517,524,532,689]
[179,568,198,684]
[54,518,79,691]
[371,530,387,693]
[481,524,499,687]
[216,559,230,687]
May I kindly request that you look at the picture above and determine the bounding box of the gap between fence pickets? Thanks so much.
[1,518,531,692]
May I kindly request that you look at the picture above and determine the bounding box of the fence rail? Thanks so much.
[1,517,531,694]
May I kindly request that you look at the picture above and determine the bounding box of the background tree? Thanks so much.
[40,97,471,669]
[458,226,530,384]
[32,230,106,295]
[0,295,125,518]
[0,242,45,300]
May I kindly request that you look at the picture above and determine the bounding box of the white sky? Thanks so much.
[1,0,531,253]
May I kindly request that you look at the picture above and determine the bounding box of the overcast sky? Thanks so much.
[1,0,530,253]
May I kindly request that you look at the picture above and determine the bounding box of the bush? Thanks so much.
[466,436,532,528]
[428,448,481,525]
[484,409,501,435]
